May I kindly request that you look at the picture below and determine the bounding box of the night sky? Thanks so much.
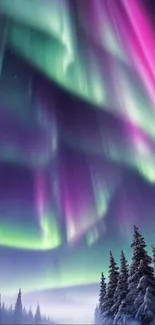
[0,0,155,323]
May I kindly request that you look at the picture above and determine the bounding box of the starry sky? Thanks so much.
[0,0,155,323]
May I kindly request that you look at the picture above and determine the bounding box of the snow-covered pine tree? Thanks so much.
[130,226,148,275]
[94,305,102,325]
[13,289,23,324]
[135,255,155,325]
[112,251,129,324]
[152,245,155,276]
[99,272,106,320]
[102,251,119,325]
[132,231,155,315]
[119,226,148,321]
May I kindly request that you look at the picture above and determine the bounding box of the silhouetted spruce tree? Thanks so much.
[23,306,27,323]
[99,272,106,319]
[102,252,119,325]
[1,302,5,324]
[111,251,129,324]
[14,289,23,324]
[34,304,42,325]
[28,307,34,324]
[48,316,54,324]
[8,305,13,324]
[42,315,48,325]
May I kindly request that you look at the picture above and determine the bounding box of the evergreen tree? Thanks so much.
[102,252,119,324]
[135,256,155,324]
[130,226,148,275]
[152,245,155,276]
[1,302,5,324]
[28,307,34,324]
[99,272,106,319]
[42,315,48,325]
[94,305,102,325]
[8,305,13,324]
[23,306,27,319]
[133,234,154,313]
[112,251,129,324]
[48,316,54,324]
[95,226,155,325]
[14,289,23,324]
[120,226,148,321]
[0,292,53,325]
[34,304,42,325]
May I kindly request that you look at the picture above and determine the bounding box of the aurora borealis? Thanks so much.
[0,0,155,322]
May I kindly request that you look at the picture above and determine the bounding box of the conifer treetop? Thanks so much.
[96,226,155,325]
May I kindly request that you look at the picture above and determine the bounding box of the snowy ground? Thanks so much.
[2,284,99,324]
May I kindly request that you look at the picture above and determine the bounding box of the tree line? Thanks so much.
[95,226,155,325]
[0,289,54,324]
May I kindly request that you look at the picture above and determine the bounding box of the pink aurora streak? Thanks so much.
[84,0,155,103]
